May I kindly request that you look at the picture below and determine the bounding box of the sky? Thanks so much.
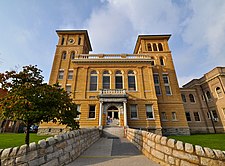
[1,0,225,87]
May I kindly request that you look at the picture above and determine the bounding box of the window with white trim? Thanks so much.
[189,94,195,103]
[128,70,136,91]
[58,70,64,80]
[90,70,98,91]
[185,112,191,121]
[68,70,73,80]
[181,94,186,102]
[75,105,80,120]
[66,85,71,94]
[215,87,223,98]
[211,110,218,119]
[153,73,161,95]
[161,112,167,121]
[193,112,200,121]
[172,112,177,121]
[130,104,138,119]
[115,70,123,89]
[89,105,96,119]
[206,91,212,101]
[62,52,66,60]
[103,70,110,89]
[162,74,172,95]
[146,105,154,119]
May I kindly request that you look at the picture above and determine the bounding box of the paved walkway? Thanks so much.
[67,137,160,166]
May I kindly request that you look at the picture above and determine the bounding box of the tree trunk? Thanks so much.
[25,122,30,145]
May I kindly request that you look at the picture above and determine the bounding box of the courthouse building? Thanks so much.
[39,29,191,136]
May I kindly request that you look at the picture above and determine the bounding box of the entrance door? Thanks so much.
[107,106,119,126]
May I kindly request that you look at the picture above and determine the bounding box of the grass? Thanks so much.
[168,134,225,151]
[0,133,51,149]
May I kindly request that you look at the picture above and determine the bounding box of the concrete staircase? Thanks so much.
[103,126,125,138]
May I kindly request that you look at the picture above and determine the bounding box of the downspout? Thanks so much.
[200,85,216,133]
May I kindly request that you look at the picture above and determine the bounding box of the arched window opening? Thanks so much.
[181,94,186,102]
[189,94,195,103]
[71,51,75,60]
[115,70,123,89]
[153,43,157,51]
[206,91,212,101]
[147,43,152,51]
[108,106,118,111]
[216,87,222,98]
[90,70,98,91]
[128,70,136,91]
[158,43,163,51]
[62,52,66,60]
[103,70,110,89]
[160,57,165,66]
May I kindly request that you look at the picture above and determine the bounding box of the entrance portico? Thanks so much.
[98,89,128,127]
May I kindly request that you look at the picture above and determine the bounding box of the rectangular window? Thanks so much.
[68,70,73,80]
[128,76,136,91]
[90,76,97,91]
[172,112,177,121]
[115,76,123,89]
[193,112,200,121]
[161,112,167,121]
[185,112,191,121]
[163,74,172,95]
[103,76,110,89]
[75,105,81,120]
[146,105,154,119]
[211,110,218,119]
[66,85,71,93]
[153,74,161,95]
[58,70,64,80]
[207,112,211,119]
[89,105,96,118]
[130,105,138,119]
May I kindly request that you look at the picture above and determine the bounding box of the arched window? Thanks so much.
[103,70,110,89]
[158,43,163,51]
[147,43,152,51]
[128,70,136,91]
[181,94,186,102]
[160,57,165,66]
[90,70,98,91]
[206,91,211,101]
[215,87,222,98]
[115,70,123,89]
[71,51,75,60]
[62,51,66,60]
[189,94,195,103]
[153,43,157,51]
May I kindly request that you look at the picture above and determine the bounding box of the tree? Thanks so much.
[0,65,79,145]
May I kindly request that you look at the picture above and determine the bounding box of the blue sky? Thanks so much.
[1,0,225,86]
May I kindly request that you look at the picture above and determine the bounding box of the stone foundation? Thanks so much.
[0,128,100,166]
[162,127,190,136]
[126,128,225,166]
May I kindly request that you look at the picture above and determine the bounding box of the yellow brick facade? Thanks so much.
[39,30,190,135]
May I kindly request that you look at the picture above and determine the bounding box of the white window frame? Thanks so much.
[185,112,191,121]
[130,104,138,119]
[88,105,96,119]
[58,69,64,80]
[161,112,167,121]
[75,105,81,120]
[146,105,154,120]
[68,69,73,80]
[193,112,201,122]
[153,73,161,95]
[172,112,177,121]
[162,73,172,95]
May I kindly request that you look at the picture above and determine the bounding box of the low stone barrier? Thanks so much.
[0,128,100,166]
[126,128,225,166]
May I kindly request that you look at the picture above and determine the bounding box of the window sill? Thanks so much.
[146,118,155,120]
[172,120,178,122]
[131,118,139,120]
[88,118,96,120]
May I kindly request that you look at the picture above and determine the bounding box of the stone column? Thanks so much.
[123,102,127,127]
[99,102,103,127]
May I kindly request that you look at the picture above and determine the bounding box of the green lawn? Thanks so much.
[0,133,51,149]
[168,134,225,151]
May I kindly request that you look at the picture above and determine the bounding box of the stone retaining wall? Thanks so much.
[0,128,100,166]
[126,128,225,166]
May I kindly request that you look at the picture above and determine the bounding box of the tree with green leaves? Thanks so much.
[0,65,79,145]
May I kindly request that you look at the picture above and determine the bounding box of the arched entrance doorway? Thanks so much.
[107,106,119,126]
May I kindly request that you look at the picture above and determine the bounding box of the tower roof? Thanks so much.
[56,30,92,51]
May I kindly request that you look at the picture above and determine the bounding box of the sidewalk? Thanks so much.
[67,137,160,166]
